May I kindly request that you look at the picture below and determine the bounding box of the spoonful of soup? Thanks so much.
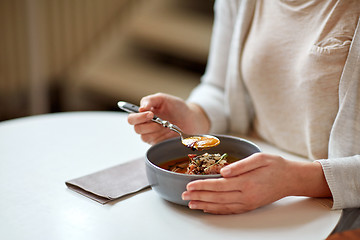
[118,101,220,150]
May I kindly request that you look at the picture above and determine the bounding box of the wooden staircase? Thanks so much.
[64,0,214,110]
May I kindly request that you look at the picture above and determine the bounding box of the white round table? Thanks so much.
[0,112,341,240]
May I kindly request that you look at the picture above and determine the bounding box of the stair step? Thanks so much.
[76,52,201,104]
[129,4,213,64]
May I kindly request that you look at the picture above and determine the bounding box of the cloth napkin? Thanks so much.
[65,157,149,204]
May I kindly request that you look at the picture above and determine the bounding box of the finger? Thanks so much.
[152,131,178,144]
[182,190,242,204]
[133,121,163,135]
[186,178,240,192]
[127,111,153,125]
[221,153,270,177]
[139,93,166,112]
[141,130,177,145]
[188,201,249,215]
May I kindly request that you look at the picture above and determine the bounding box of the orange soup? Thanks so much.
[182,136,220,150]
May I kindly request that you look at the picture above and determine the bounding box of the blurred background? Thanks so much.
[0,0,214,121]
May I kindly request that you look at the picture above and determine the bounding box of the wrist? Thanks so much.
[287,161,332,198]
[187,103,210,134]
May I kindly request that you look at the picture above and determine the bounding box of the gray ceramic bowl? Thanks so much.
[145,135,261,206]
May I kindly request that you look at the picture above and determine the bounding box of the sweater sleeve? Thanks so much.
[316,18,360,210]
[187,0,239,134]
[317,156,360,209]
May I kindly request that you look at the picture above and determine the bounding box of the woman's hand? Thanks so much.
[127,93,210,145]
[181,153,331,214]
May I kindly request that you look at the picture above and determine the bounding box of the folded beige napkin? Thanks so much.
[65,157,149,204]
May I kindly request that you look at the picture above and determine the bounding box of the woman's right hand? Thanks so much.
[127,93,210,145]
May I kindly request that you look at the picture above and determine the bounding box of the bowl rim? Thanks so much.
[145,134,261,178]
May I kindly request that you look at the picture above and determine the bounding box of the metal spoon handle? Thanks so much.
[117,101,183,136]
[117,101,141,114]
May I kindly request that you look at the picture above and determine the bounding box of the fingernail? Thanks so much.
[182,192,190,200]
[140,100,148,108]
[146,112,153,120]
[221,167,231,176]
[189,202,196,209]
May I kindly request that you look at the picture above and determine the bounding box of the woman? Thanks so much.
[127,0,360,214]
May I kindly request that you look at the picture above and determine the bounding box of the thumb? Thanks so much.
[221,153,268,177]
[139,93,166,113]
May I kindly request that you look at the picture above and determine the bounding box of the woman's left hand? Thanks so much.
[181,152,331,214]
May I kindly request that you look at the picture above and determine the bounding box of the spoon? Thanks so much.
[117,101,220,150]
